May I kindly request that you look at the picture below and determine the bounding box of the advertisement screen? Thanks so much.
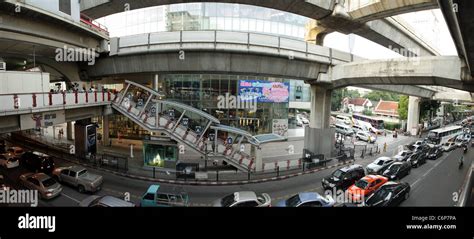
[86,124,97,154]
[238,80,290,103]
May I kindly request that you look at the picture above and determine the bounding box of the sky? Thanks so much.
[324,9,458,95]
[324,9,458,59]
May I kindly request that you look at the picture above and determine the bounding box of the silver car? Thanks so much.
[19,173,62,200]
[213,191,271,207]
[52,166,103,193]
[79,195,135,207]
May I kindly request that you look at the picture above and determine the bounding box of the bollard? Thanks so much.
[277,166,280,177]
[303,162,306,172]
[248,171,251,180]
[369,148,373,156]
[153,167,156,178]
[361,149,365,159]
[216,170,219,182]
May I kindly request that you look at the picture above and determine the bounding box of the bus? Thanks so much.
[427,125,463,145]
[352,114,385,134]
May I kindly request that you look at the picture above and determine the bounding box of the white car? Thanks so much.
[213,191,271,207]
[301,118,309,124]
[0,155,19,169]
[442,142,456,152]
[366,157,395,174]
[355,131,376,143]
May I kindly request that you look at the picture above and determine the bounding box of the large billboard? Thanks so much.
[20,110,66,130]
[238,80,290,103]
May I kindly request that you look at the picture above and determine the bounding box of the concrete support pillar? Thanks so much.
[407,96,421,136]
[102,115,110,146]
[153,74,159,91]
[251,145,263,172]
[304,85,335,158]
[66,122,73,140]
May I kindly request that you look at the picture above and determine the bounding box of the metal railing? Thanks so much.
[111,30,357,64]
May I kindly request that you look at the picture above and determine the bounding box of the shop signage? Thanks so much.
[238,80,289,103]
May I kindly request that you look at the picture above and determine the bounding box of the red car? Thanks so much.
[347,175,388,202]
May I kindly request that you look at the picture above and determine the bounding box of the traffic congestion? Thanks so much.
[1,115,472,207]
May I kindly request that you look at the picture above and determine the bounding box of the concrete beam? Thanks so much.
[81,0,335,19]
[360,84,436,98]
[0,7,107,52]
[331,56,468,89]
[84,52,329,81]
[347,0,439,23]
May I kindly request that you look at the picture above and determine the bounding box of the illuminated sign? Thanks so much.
[238,80,289,103]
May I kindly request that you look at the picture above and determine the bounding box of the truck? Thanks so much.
[140,185,189,207]
[52,166,103,193]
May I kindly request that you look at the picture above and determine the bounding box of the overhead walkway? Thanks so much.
[111,81,282,172]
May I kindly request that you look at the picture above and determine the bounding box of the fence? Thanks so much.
[7,133,129,173]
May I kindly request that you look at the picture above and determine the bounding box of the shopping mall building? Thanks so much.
[95,3,313,140]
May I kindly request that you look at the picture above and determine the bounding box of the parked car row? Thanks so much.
[0,145,105,201]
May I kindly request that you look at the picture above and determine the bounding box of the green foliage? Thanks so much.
[331,88,361,111]
[384,122,401,131]
[362,109,373,116]
[365,91,400,102]
[398,96,409,120]
[420,100,441,120]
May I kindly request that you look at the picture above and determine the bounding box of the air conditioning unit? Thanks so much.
[0,62,5,71]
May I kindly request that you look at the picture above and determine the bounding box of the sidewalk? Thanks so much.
[14,127,418,185]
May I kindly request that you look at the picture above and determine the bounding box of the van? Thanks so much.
[336,115,352,125]
[352,124,367,134]
[335,124,354,136]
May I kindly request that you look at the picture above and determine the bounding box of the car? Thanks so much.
[352,124,367,134]
[0,174,9,191]
[355,131,376,143]
[366,157,395,175]
[412,140,426,147]
[454,135,466,148]
[300,117,309,124]
[20,152,55,174]
[1,147,24,160]
[213,191,271,207]
[335,124,354,136]
[364,182,410,207]
[382,162,411,180]
[140,185,189,207]
[52,166,103,193]
[322,164,366,190]
[409,144,430,156]
[79,195,136,207]
[406,151,426,168]
[276,192,335,207]
[393,150,413,162]
[296,118,303,127]
[426,145,443,160]
[0,155,20,169]
[442,142,456,152]
[347,175,388,202]
[19,173,62,200]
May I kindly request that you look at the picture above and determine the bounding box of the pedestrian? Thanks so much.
[383,142,387,153]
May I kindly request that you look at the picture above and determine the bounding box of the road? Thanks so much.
[0,134,471,207]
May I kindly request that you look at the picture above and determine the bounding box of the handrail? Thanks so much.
[112,30,357,64]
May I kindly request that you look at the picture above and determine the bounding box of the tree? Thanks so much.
[420,100,441,122]
[331,88,361,111]
[365,91,401,102]
[398,95,409,120]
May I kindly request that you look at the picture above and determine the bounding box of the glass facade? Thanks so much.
[97,3,310,39]
[161,74,289,135]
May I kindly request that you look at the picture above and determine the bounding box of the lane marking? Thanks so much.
[60,193,81,203]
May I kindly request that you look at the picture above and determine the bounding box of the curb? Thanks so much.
[81,159,356,186]
[12,134,356,186]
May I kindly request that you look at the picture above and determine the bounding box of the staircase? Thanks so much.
[111,81,257,172]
